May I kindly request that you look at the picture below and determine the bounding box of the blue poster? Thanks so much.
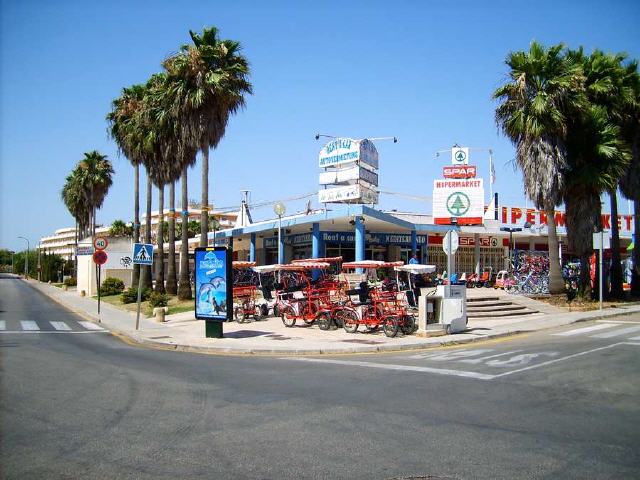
[194,248,230,321]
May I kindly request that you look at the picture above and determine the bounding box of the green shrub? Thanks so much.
[100,277,125,296]
[121,287,152,304]
[148,291,169,308]
[63,277,77,287]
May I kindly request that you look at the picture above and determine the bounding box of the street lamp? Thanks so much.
[500,227,522,270]
[17,236,30,279]
[273,202,286,266]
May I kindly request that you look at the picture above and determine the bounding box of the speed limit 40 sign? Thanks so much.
[93,237,109,250]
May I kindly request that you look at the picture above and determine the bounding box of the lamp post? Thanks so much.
[273,202,287,268]
[500,227,522,270]
[18,236,30,279]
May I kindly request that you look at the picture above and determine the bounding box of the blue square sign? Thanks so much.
[132,243,154,266]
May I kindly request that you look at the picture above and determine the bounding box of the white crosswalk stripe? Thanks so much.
[50,321,71,331]
[552,323,617,336]
[629,336,640,341]
[78,321,105,331]
[0,321,5,331]
[590,325,640,339]
[20,321,40,331]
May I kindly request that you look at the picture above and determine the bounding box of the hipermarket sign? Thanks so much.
[433,178,484,225]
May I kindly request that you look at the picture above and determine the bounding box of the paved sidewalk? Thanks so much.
[27,279,640,355]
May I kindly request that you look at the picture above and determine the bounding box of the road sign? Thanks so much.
[443,230,459,255]
[93,250,108,265]
[133,243,154,265]
[592,232,611,250]
[76,245,94,256]
[93,237,108,250]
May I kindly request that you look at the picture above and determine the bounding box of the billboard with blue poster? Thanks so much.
[194,247,231,321]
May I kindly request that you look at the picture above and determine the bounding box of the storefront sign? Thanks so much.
[433,179,484,225]
[264,231,428,248]
[318,138,379,169]
[443,165,476,179]
[451,147,469,165]
[194,247,231,321]
[318,184,379,204]
[318,165,378,187]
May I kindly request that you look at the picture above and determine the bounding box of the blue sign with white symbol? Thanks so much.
[194,247,231,321]
[132,243,154,265]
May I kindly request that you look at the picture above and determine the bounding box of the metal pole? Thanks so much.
[18,236,29,278]
[599,230,603,310]
[447,231,452,298]
[97,264,101,317]
[135,271,143,330]
[277,214,282,282]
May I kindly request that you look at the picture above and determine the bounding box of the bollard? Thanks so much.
[153,307,168,323]
[80,290,86,297]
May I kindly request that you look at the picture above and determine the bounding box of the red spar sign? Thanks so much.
[443,165,477,179]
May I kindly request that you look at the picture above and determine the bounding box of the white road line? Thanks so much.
[552,323,617,336]
[590,325,640,339]
[281,357,495,380]
[459,350,523,364]
[20,321,40,331]
[597,320,640,324]
[0,330,108,334]
[78,321,105,331]
[50,321,71,331]
[629,336,640,341]
[492,343,626,378]
[0,321,5,331]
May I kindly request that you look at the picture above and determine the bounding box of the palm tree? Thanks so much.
[61,167,90,276]
[76,151,114,237]
[494,41,583,294]
[107,84,147,287]
[163,26,253,248]
[166,181,178,294]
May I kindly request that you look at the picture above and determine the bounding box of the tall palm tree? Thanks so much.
[76,151,114,237]
[163,26,253,247]
[61,167,90,276]
[107,84,147,287]
[494,41,583,294]
[166,181,178,294]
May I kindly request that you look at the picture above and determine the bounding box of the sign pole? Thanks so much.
[135,271,143,330]
[599,230,603,311]
[447,231,452,298]
[97,264,101,318]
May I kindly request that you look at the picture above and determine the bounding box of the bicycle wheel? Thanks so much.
[340,309,359,333]
[382,315,399,338]
[317,312,332,331]
[400,314,416,335]
[281,306,296,327]
[234,306,244,323]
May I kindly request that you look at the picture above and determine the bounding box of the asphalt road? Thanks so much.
[2,274,640,480]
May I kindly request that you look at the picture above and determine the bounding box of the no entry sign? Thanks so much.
[93,250,108,265]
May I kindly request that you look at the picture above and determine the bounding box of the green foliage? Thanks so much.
[109,220,133,237]
[12,250,39,277]
[100,277,125,296]
[121,286,152,304]
[148,291,169,308]
[64,277,77,287]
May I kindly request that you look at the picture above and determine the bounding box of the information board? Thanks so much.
[194,247,231,321]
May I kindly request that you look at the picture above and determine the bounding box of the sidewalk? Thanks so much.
[28,279,640,355]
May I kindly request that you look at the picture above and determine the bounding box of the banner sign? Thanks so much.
[451,147,469,165]
[433,178,484,225]
[194,247,231,321]
[76,245,94,256]
[318,138,379,169]
[443,165,476,179]
[318,165,378,187]
[264,232,428,248]
[318,184,379,204]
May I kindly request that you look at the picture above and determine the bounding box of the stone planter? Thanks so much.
[153,306,169,323]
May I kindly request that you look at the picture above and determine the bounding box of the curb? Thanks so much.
[24,278,640,357]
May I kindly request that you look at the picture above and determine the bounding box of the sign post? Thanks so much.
[443,230,459,298]
[593,232,610,310]
[92,250,108,318]
[194,247,232,338]
[132,243,154,330]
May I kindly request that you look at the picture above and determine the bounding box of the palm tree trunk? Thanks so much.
[166,181,178,294]
[545,205,564,294]
[200,148,209,247]
[74,218,78,278]
[178,167,192,299]
[132,163,140,287]
[609,188,624,298]
[141,173,153,290]
[155,185,166,293]
[632,199,640,297]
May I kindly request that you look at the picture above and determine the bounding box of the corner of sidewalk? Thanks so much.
[24,278,640,356]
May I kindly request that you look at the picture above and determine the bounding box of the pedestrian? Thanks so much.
[409,254,419,265]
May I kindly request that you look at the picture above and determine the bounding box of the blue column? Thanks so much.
[278,227,285,264]
[249,233,256,263]
[311,222,321,280]
[411,230,418,258]
[355,216,365,263]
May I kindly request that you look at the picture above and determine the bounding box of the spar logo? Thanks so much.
[446,192,470,216]
[443,165,477,179]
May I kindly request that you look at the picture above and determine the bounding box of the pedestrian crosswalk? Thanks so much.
[552,321,640,340]
[0,319,107,333]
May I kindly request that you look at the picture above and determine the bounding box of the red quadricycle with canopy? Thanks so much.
[334,260,415,338]
[277,261,339,328]
[232,261,265,323]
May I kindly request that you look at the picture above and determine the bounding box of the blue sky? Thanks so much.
[1,0,639,251]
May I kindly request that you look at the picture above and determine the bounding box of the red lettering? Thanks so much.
[601,214,611,229]
[617,215,623,231]
[554,211,566,227]
[526,209,536,225]
[540,211,548,225]
[625,215,633,230]
[502,207,507,223]
[511,208,522,224]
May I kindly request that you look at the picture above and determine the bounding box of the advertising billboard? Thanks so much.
[318,138,379,169]
[318,165,379,187]
[433,178,485,225]
[318,184,379,204]
[194,247,231,321]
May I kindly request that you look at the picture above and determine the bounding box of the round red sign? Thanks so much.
[93,237,109,250]
[93,250,108,265]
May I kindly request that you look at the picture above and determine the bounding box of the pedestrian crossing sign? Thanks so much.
[133,243,154,265]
